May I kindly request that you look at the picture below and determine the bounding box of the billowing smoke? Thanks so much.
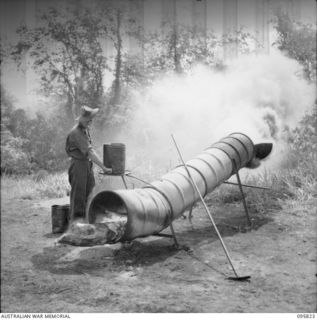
[116,51,315,177]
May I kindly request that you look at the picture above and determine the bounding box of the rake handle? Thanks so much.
[171,134,240,278]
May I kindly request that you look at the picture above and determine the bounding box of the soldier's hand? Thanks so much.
[103,167,112,174]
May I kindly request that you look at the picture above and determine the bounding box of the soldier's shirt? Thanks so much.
[65,124,93,160]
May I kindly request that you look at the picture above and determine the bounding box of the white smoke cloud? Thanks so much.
[119,51,315,175]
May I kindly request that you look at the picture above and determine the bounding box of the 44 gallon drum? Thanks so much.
[51,204,69,233]
[103,143,126,175]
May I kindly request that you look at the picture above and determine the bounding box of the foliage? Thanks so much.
[222,27,257,56]
[208,103,317,214]
[11,6,107,119]
[209,154,316,216]
[258,10,317,209]
[137,25,255,82]
[1,86,30,174]
[1,134,33,174]
[273,11,317,200]
[273,11,316,82]
[1,84,15,130]
[1,85,71,173]
[2,2,316,186]
[288,107,317,162]
[22,111,70,171]
[7,2,257,130]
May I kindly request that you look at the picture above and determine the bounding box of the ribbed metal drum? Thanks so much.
[88,132,255,241]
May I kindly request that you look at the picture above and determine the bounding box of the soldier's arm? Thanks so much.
[88,149,112,174]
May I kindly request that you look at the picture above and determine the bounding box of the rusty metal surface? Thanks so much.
[88,133,255,241]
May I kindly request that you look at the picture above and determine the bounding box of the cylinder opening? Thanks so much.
[88,191,128,243]
[254,143,273,160]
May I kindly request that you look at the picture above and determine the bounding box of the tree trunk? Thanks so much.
[256,0,269,54]
[192,0,207,52]
[223,0,238,61]
[111,9,123,108]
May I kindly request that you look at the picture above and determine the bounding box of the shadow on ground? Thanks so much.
[31,211,272,276]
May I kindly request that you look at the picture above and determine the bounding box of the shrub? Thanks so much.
[206,105,317,214]
[1,134,33,174]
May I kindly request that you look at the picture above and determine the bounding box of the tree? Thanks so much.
[273,11,316,82]
[273,11,317,162]
[0,85,33,174]
[0,84,15,133]
[95,0,141,125]
[1,135,33,174]
[11,6,108,120]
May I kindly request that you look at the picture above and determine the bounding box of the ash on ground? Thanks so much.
[58,210,127,246]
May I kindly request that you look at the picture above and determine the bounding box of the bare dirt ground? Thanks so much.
[1,192,316,313]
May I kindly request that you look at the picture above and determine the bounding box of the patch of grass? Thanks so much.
[1,172,69,200]
[208,149,317,215]
[243,172,286,214]
[207,184,244,205]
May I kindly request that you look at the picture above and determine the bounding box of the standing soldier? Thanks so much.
[65,105,112,223]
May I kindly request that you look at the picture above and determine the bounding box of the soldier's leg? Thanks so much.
[69,160,89,221]
[85,161,96,215]
[86,161,95,199]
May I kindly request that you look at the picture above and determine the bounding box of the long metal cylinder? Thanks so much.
[88,132,255,241]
